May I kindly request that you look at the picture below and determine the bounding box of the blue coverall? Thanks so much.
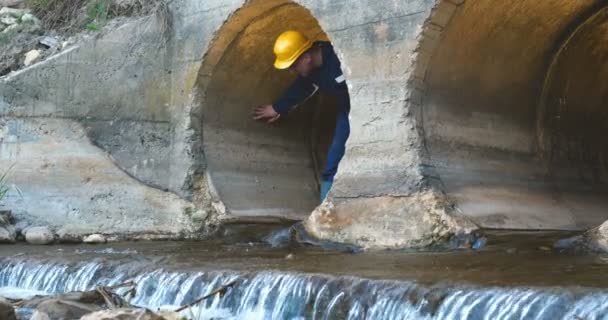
[273,41,350,202]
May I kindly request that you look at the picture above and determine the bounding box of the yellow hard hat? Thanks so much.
[273,30,313,69]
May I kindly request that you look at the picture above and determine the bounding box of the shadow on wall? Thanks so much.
[194,0,340,221]
[415,0,608,230]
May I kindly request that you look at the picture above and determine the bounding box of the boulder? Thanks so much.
[0,225,16,243]
[80,308,166,320]
[25,226,55,245]
[304,191,477,250]
[83,234,106,244]
[0,297,16,320]
[23,49,41,66]
[32,299,99,320]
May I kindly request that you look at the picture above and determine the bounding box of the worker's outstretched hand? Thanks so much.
[252,104,280,123]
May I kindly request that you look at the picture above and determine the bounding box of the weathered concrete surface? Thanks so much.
[305,191,476,249]
[1,0,607,247]
[0,118,200,238]
[415,0,608,230]
[0,0,468,246]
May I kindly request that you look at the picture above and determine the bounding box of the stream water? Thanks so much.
[0,230,607,319]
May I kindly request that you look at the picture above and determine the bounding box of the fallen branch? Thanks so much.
[174,281,236,313]
[104,281,136,290]
[95,281,138,309]
[96,287,116,309]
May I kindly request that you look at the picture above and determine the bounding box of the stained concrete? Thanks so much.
[1,0,607,247]
[416,0,608,230]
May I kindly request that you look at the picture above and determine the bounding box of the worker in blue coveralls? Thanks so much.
[252,30,350,203]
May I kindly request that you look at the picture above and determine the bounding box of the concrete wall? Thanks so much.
[0,15,204,238]
[1,0,607,247]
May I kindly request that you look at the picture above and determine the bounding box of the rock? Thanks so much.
[556,220,608,253]
[57,225,100,243]
[0,22,19,34]
[23,49,41,66]
[29,311,50,320]
[39,36,59,49]
[0,297,16,320]
[32,299,99,320]
[0,15,16,25]
[81,308,166,320]
[304,191,478,250]
[0,7,26,17]
[158,311,182,320]
[0,0,25,8]
[20,13,39,25]
[590,220,608,251]
[0,210,13,226]
[83,234,106,244]
[56,291,104,305]
[0,225,16,243]
[22,290,104,310]
[25,226,55,245]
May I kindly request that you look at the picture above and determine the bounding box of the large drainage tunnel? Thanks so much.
[194,0,608,230]
[198,1,338,221]
[421,0,608,230]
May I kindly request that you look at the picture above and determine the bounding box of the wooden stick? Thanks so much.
[104,281,135,290]
[174,281,236,312]
[96,287,116,309]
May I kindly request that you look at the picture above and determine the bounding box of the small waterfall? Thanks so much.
[1,258,608,319]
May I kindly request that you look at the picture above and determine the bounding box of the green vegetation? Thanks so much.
[25,0,114,32]
[0,165,21,203]
[24,0,164,33]
[84,0,110,31]
[0,166,12,202]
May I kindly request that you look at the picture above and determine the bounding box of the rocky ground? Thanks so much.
[0,0,163,76]
[0,5,54,76]
[0,277,235,320]
[0,285,184,320]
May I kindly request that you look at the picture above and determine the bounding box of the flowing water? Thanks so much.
[1,230,608,319]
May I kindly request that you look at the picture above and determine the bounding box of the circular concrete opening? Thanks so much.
[419,0,608,230]
[197,1,338,220]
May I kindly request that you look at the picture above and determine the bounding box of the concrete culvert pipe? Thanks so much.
[418,0,608,230]
[4,0,608,249]
[197,1,338,221]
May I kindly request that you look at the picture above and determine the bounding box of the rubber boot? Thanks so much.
[320,180,332,203]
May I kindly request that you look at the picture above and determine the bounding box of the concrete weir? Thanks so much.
[0,0,607,248]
